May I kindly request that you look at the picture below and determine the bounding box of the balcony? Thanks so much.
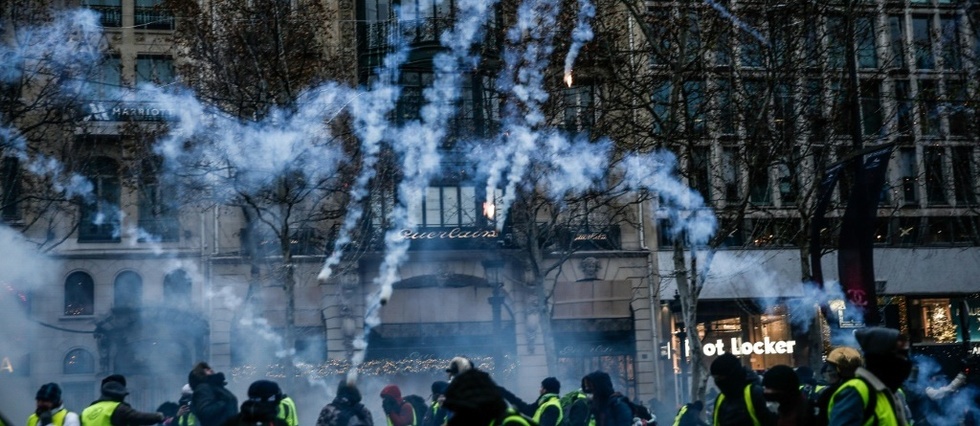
[86,5,122,28]
[135,6,175,30]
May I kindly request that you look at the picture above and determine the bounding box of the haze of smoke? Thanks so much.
[906,354,980,426]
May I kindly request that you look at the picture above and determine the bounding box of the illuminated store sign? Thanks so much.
[702,337,797,356]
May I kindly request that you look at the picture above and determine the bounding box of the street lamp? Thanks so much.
[669,291,689,403]
[482,258,505,371]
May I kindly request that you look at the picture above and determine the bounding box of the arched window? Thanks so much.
[163,269,191,300]
[114,271,142,308]
[63,348,95,374]
[64,271,94,316]
[78,156,121,242]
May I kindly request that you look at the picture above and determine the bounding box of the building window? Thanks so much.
[1,157,21,221]
[939,16,960,70]
[114,271,142,309]
[860,80,882,136]
[78,157,121,242]
[924,147,947,205]
[164,269,192,300]
[918,80,940,137]
[65,272,95,316]
[138,160,179,242]
[738,12,764,68]
[856,16,878,69]
[898,147,919,205]
[910,298,958,343]
[690,146,711,201]
[946,81,970,137]
[136,55,175,86]
[720,146,740,203]
[827,15,846,68]
[415,186,478,228]
[894,80,913,135]
[64,349,95,374]
[777,160,798,206]
[748,160,771,206]
[84,0,122,27]
[888,15,906,69]
[952,146,976,206]
[90,56,121,101]
[684,80,705,136]
[135,0,175,30]
[912,15,935,70]
[652,79,672,135]
[564,85,594,133]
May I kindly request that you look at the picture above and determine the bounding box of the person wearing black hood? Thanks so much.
[581,371,632,426]
[188,362,239,426]
[81,377,167,426]
[762,365,813,426]
[827,327,912,426]
[29,383,80,426]
[709,353,774,426]
[442,369,528,426]
[421,381,449,426]
[315,381,373,426]
[221,381,287,426]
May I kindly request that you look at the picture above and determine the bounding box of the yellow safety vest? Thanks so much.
[490,409,534,426]
[278,397,298,426]
[712,384,760,426]
[533,394,562,425]
[672,405,689,426]
[28,409,69,426]
[385,404,417,426]
[81,401,121,426]
[828,378,901,426]
[177,413,197,426]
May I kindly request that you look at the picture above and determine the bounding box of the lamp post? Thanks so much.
[483,258,505,370]
[669,291,688,403]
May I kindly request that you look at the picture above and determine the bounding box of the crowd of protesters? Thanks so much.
[7,327,980,426]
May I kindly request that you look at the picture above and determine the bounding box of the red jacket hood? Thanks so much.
[381,384,403,403]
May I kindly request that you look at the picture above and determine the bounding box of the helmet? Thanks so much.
[826,347,863,377]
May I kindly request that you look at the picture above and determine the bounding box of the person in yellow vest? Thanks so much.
[421,381,449,426]
[709,353,775,426]
[672,401,707,426]
[827,327,913,426]
[499,377,562,426]
[814,347,863,426]
[81,379,166,426]
[177,385,197,426]
[28,383,80,426]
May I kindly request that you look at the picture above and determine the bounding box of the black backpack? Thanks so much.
[403,394,428,425]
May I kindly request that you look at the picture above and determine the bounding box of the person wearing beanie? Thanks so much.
[82,379,167,426]
[421,381,449,426]
[445,357,473,381]
[813,346,862,425]
[188,362,238,426]
[581,371,633,426]
[29,383,80,426]
[177,385,197,426]
[827,327,912,426]
[497,377,563,426]
[379,385,415,426]
[708,353,774,426]
[314,380,373,426]
[762,365,813,426]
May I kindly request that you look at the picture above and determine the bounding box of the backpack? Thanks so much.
[558,391,590,426]
[334,404,370,426]
[403,394,428,426]
[612,395,654,426]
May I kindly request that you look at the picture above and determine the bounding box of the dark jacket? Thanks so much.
[220,401,287,426]
[583,372,632,426]
[316,390,374,426]
[190,374,239,426]
[712,375,774,426]
[773,391,813,426]
[93,382,166,426]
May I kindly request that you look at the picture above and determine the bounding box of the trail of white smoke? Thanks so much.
[486,0,562,229]
[562,0,595,85]
[345,0,495,384]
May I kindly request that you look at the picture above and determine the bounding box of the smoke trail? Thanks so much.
[703,0,768,47]
[562,0,595,86]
